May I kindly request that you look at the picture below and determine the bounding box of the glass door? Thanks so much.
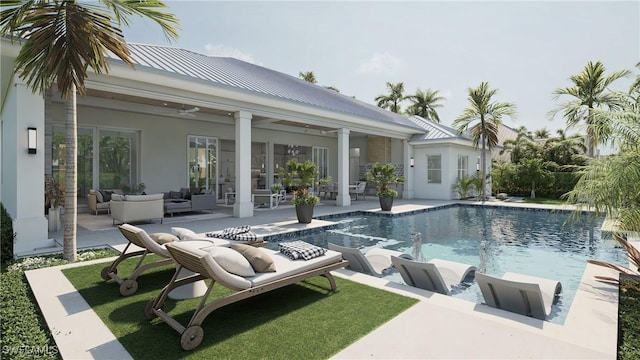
[313,147,329,187]
[98,129,139,190]
[51,125,94,200]
[188,136,218,193]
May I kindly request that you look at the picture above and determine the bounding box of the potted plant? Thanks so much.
[366,163,399,211]
[280,159,319,223]
[45,175,65,231]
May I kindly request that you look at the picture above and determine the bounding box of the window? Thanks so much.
[426,155,441,183]
[457,155,468,180]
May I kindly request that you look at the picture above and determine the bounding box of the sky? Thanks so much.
[123,1,639,136]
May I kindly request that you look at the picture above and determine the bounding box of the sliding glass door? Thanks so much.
[188,136,217,192]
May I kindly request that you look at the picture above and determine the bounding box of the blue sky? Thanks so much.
[123,1,639,135]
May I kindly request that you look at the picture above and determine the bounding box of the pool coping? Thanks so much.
[24,201,621,359]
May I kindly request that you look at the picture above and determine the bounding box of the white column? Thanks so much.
[233,111,254,218]
[1,79,51,255]
[403,139,415,199]
[336,128,351,206]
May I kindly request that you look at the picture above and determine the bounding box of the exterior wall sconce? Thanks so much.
[476,156,480,171]
[410,157,415,168]
[28,127,37,154]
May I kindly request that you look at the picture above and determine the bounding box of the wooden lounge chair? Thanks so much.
[328,243,412,277]
[390,255,476,295]
[476,272,563,320]
[101,224,222,296]
[145,241,348,350]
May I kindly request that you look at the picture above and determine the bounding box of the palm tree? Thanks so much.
[453,82,517,200]
[533,128,550,139]
[375,82,405,113]
[299,71,317,84]
[405,88,445,122]
[1,0,179,261]
[549,61,631,157]
[543,129,586,166]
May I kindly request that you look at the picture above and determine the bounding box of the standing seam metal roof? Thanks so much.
[408,116,471,142]
[113,43,425,132]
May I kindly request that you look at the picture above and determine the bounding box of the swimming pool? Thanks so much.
[270,205,625,324]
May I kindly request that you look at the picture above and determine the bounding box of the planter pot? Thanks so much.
[295,204,315,224]
[379,197,394,211]
[48,207,60,232]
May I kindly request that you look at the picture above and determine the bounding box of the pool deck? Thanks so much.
[25,199,621,359]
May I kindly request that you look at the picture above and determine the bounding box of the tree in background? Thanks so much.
[405,88,446,122]
[549,61,631,157]
[299,70,340,92]
[1,0,179,261]
[453,82,517,200]
[533,128,550,139]
[299,71,317,84]
[375,82,405,113]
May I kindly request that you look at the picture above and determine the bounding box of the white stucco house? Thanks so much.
[1,39,485,256]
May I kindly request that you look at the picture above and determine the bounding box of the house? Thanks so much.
[408,116,491,200]
[1,39,481,256]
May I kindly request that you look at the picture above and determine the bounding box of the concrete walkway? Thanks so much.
[24,199,620,359]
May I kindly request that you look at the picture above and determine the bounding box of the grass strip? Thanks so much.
[63,257,417,359]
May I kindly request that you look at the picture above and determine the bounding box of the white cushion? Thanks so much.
[209,247,255,277]
[171,227,197,240]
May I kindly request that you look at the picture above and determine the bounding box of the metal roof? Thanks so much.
[408,116,471,142]
[112,43,424,132]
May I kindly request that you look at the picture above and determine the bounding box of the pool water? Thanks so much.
[278,205,625,324]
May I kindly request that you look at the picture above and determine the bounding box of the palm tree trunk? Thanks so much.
[63,84,77,261]
[481,133,487,202]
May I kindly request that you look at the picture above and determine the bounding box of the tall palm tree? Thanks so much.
[375,82,405,113]
[1,0,179,261]
[405,88,445,122]
[299,71,317,84]
[453,82,517,200]
[549,61,631,157]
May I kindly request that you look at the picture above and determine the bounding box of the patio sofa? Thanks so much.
[163,188,216,216]
[110,193,164,225]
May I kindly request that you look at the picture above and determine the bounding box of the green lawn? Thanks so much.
[522,197,566,205]
[62,258,417,359]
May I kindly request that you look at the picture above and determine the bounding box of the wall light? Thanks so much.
[28,127,37,154]
[410,157,415,168]
[476,156,480,171]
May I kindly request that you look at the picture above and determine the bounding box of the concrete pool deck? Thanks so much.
[25,199,621,359]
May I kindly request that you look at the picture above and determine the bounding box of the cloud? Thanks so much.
[358,52,406,74]
[203,44,261,65]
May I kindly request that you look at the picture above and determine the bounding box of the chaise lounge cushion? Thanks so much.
[231,244,276,272]
[171,227,198,240]
[150,233,179,245]
[209,246,255,277]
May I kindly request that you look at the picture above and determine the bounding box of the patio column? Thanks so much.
[233,111,253,218]
[336,128,351,206]
[2,78,51,255]
[403,139,415,199]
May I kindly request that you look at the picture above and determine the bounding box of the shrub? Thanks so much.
[1,203,16,266]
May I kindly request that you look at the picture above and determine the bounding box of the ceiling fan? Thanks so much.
[154,104,200,117]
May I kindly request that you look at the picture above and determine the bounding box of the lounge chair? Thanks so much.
[101,224,221,296]
[390,255,476,295]
[349,181,366,200]
[145,241,348,350]
[476,272,563,320]
[328,243,412,277]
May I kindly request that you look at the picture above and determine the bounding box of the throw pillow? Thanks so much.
[171,227,198,240]
[179,187,190,199]
[149,233,178,245]
[209,247,256,277]
[95,190,104,203]
[231,244,276,272]
[103,190,114,202]
[169,191,181,199]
